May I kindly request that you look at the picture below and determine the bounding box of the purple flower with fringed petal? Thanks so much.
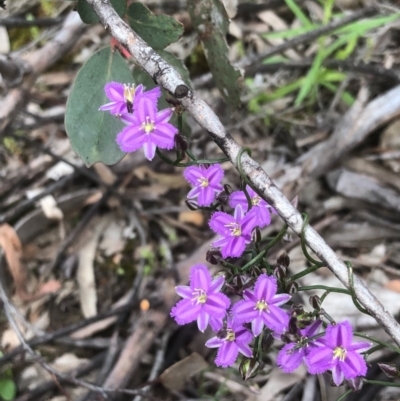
[206,318,253,368]
[306,321,371,386]
[184,164,224,207]
[171,264,230,332]
[99,82,161,116]
[277,320,324,373]
[229,185,276,228]
[232,274,290,336]
[209,205,258,259]
[116,97,177,161]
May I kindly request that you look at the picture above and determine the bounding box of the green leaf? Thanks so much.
[0,379,16,401]
[127,3,183,50]
[284,0,313,28]
[188,0,242,109]
[65,46,133,166]
[77,0,127,24]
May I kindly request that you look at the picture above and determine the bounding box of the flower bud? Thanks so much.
[378,363,399,378]
[206,249,221,265]
[291,303,304,316]
[239,358,261,380]
[309,295,321,310]
[347,377,363,392]
[277,252,290,268]
[261,332,274,352]
[217,191,229,205]
[286,281,298,294]
[174,134,189,152]
[288,316,298,335]
[274,265,287,281]
[185,199,198,210]
[252,227,262,244]
[223,184,232,195]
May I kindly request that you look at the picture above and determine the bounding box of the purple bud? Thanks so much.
[206,249,221,265]
[286,281,298,294]
[309,295,321,310]
[347,377,364,392]
[288,317,298,335]
[378,363,399,378]
[252,227,262,244]
[217,190,229,205]
[277,252,290,268]
[274,265,287,281]
[174,134,189,152]
[223,184,232,195]
[291,303,304,316]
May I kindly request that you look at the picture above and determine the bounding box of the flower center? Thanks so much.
[197,177,209,188]
[255,300,269,312]
[192,289,207,304]
[123,84,135,113]
[252,195,261,206]
[141,116,155,134]
[333,346,347,361]
[225,222,241,237]
[225,329,235,342]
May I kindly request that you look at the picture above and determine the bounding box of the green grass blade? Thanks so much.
[284,0,313,28]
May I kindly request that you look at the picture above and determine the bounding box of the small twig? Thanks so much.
[0,173,77,224]
[133,327,173,401]
[0,16,63,27]
[0,301,136,367]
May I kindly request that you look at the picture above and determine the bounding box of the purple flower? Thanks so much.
[205,318,253,368]
[171,264,230,332]
[116,98,178,160]
[229,185,276,228]
[183,164,224,207]
[306,321,371,386]
[232,274,290,336]
[277,320,324,373]
[99,82,161,116]
[209,205,257,259]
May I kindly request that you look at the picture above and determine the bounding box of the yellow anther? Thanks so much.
[333,346,347,361]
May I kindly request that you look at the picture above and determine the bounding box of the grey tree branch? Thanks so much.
[85,0,400,346]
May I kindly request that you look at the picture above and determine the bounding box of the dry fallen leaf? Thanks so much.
[178,210,204,227]
[0,223,28,299]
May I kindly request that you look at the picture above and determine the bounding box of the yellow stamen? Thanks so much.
[255,300,269,312]
[123,84,135,104]
[225,329,235,342]
[252,195,261,206]
[225,222,241,237]
[192,289,207,304]
[141,116,155,134]
[198,177,209,187]
[333,346,347,361]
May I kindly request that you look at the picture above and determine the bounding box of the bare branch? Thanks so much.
[84,0,400,346]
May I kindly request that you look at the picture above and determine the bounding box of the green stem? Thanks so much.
[364,379,400,387]
[335,389,352,401]
[297,285,350,295]
[240,224,288,272]
[290,264,321,281]
[354,332,400,354]
[300,213,324,267]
